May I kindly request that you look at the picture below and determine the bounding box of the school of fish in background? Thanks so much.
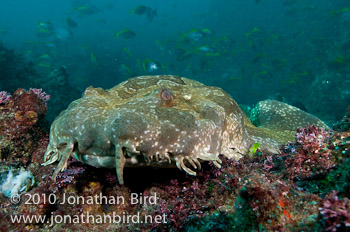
[0,0,349,123]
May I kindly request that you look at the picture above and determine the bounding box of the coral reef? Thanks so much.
[0,88,49,166]
[0,91,11,104]
[320,191,350,231]
[282,125,335,180]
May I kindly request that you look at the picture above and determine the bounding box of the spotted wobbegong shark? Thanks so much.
[42,75,328,184]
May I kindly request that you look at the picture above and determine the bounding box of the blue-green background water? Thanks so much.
[0,0,349,122]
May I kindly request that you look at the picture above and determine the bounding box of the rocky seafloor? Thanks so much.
[0,86,349,232]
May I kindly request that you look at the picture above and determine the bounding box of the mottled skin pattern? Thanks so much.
[42,75,328,184]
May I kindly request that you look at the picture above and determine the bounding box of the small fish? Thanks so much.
[37,20,53,30]
[214,36,236,47]
[55,28,73,40]
[330,55,350,66]
[66,17,78,29]
[181,29,205,42]
[171,48,193,61]
[162,62,176,73]
[115,29,136,39]
[38,62,52,69]
[331,7,350,16]
[143,59,161,72]
[168,47,185,56]
[180,28,212,43]
[74,5,101,17]
[122,48,132,59]
[155,40,167,51]
[146,7,157,22]
[282,72,309,85]
[200,28,213,36]
[38,54,51,60]
[119,64,133,77]
[130,5,157,22]
[195,45,217,55]
[197,45,215,53]
[179,53,193,61]
[130,5,148,15]
[331,8,350,21]
[45,43,56,48]
[36,20,54,37]
[253,70,270,78]
[245,27,260,37]
[90,52,97,65]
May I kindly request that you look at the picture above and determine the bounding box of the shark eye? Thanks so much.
[159,89,174,107]
[161,89,171,101]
